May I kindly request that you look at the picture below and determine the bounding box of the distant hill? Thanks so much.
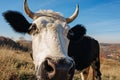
[100,43,120,60]
[0,36,31,52]
[17,40,32,51]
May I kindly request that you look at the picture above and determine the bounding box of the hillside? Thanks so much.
[0,47,35,80]
[100,43,120,60]
[0,36,31,52]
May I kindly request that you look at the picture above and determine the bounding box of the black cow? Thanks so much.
[67,24,101,80]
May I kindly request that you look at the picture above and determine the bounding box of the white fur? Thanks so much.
[30,11,72,71]
[35,10,66,21]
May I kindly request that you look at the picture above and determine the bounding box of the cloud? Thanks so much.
[93,33,120,43]
[87,19,120,32]
[79,0,120,22]
[85,18,120,43]
[77,1,120,43]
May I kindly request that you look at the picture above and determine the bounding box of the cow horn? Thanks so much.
[24,0,34,19]
[66,4,79,23]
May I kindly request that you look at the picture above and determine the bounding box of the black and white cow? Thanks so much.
[3,0,79,80]
[67,24,101,80]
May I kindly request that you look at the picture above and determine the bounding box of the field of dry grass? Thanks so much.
[100,58,120,80]
[0,47,36,80]
[0,44,120,80]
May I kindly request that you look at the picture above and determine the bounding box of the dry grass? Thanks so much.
[100,58,120,80]
[73,57,120,80]
[0,46,120,80]
[0,47,36,80]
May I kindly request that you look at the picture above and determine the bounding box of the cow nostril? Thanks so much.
[69,64,74,74]
[44,58,56,79]
[45,58,56,79]
[44,59,55,73]
[68,61,75,79]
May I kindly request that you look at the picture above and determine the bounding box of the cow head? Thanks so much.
[3,0,79,80]
[67,24,86,40]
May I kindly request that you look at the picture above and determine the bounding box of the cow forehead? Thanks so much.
[35,10,66,21]
[33,16,68,30]
[32,10,67,27]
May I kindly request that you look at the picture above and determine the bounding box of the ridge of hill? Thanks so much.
[0,36,31,52]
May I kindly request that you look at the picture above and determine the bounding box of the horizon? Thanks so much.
[1,35,120,45]
[0,0,120,43]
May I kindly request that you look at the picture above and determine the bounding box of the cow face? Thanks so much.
[67,24,86,40]
[3,0,79,80]
[30,16,75,80]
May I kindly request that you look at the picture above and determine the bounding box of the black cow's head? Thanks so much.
[67,24,86,40]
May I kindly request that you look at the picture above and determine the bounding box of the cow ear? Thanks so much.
[3,10,31,33]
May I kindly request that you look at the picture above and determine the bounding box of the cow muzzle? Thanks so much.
[36,57,75,80]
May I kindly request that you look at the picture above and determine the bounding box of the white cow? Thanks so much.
[3,0,79,80]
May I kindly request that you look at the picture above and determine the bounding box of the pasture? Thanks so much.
[0,42,120,80]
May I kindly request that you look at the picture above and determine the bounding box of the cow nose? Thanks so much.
[43,57,75,80]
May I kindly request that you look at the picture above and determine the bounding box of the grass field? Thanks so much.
[0,46,120,80]
[0,47,36,80]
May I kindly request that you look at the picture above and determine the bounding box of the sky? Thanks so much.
[0,0,120,43]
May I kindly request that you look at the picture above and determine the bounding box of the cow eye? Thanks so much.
[68,30,74,36]
[28,23,38,35]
